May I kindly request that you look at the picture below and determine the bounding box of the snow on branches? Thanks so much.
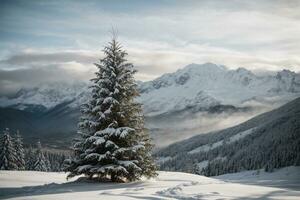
[65,37,157,182]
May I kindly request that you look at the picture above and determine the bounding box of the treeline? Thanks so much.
[158,125,300,176]
[0,128,70,172]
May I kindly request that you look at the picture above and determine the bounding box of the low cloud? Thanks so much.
[1,51,98,66]
[0,49,172,96]
[0,50,97,95]
[0,57,95,96]
[148,105,276,148]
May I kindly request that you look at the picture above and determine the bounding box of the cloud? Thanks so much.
[1,51,97,66]
[0,49,169,95]
[0,63,95,96]
[0,50,100,95]
[0,0,300,95]
[148,104,276,148]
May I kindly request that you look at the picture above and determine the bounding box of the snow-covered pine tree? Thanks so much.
[14,131,26,170]
[25,146,36,170]
[65,36,157,182]
[33,141,50,171]
[45,151,67,172]
[0,128,18,170]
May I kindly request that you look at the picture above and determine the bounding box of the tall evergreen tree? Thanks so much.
[65,36,157,182]
[14,131,26,170]
[0,128,18,170]
[33,141,50,171]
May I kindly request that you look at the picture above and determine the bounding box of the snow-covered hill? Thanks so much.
[0,167,299,199]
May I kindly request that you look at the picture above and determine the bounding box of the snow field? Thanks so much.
[1,168,299,200]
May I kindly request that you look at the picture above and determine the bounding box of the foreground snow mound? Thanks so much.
[1,169,299,200]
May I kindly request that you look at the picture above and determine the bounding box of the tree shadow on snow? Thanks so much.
[0,178,148,199]
[1,178,299,200]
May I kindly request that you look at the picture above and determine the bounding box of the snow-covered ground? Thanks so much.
[215,166,300,190]
[0,167,299,200]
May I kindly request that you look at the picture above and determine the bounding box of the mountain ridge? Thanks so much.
[138,63,300,116]
[0,63,299,116]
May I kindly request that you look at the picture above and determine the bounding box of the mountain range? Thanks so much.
[139,63,300,116]
[1,63,299,115]
[0,63,299,147]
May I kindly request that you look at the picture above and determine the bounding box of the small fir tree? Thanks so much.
[25,146,36,170]
[14,131,26,170]
[65,36,157,182]
[33,141,50,171]
[0,128,18,170]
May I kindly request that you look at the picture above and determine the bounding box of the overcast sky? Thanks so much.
[0,0,300,95]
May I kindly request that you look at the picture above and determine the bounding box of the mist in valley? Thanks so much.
[147,104,277,148]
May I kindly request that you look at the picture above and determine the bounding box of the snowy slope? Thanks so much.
[0,167,299,200]
[215,166,300,190]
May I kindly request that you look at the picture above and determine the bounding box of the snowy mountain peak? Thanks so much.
[276,69,297,81]
[140,63,228,93]
[0,81,89,110]
[235,67,254,76]
[273,69,300,93]
[176,63,227,80]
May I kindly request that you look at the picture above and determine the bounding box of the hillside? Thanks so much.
[0,167,299,199]
[155,97,300,176]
